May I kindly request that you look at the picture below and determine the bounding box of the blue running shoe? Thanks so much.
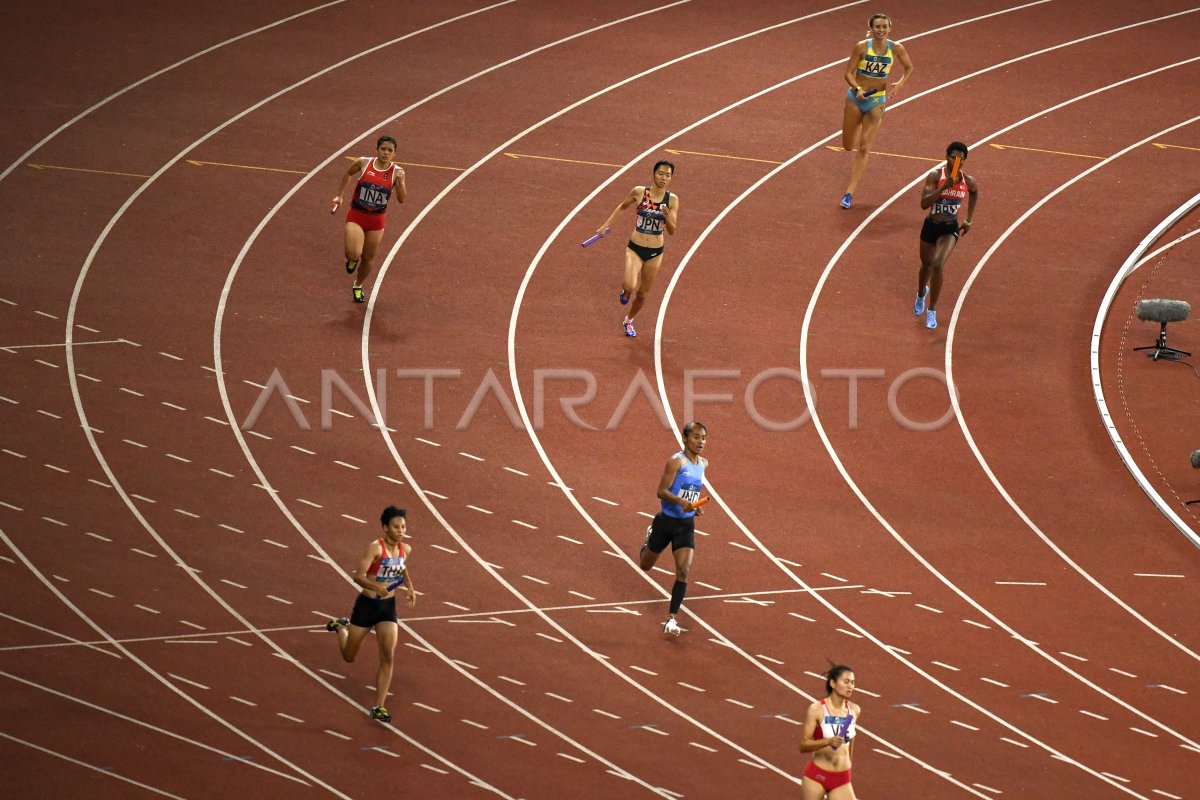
[839,193,852,209]
[914,286,929,315]
[620,288,631,305]
[926,309,937,330]
[623,320,636,337]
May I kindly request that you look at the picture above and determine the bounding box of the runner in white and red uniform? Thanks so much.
[913,141,979,330]
[332,135,407,303]
[799,665,860,799]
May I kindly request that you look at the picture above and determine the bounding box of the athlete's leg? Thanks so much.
[844,106,885,196]
[668,546,694,619]
[355,228,386,288]
[372,621,399,709]
[800,775,828,800]
[925,235,958,311]
[918,238,936,295]
[621,247,643,300]
[625,255,664,322]
[337,623,372,662]
[841,96,863,151]
[344,222,365,271]
[827,781,857,800]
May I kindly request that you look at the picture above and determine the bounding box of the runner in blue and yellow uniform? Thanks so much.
[638,421,707,635]
[596,160,679,337]
[839,14,913,209]
[913,141,978,330]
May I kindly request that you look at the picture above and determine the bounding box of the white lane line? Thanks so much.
[932,661,960,671]
[341,514,367,524]
[37,409,62,419]
[0,732,188,799]
[981,678,1009,688]
[166,453,191,463]
[378,474,404,485]
[324,730,352,741]
[130,548,157,558]
[424,491,447,500]
[89,588,115,598]
[135,605,161,615]
[168,673,209,690]
[209,467,234,477]
[462,719,489,730]
[333,460,359,470]
[0,501,24,511]
[545,692,572,703]
[678,682,705,692]
[628,666,657,677]
[1059,651,1087,662]
[217,523,243,533]
[290,445,315,455]
[689,742,716,752]
[1000,738,1030,749]
[44,464,69,473]
[459,451,484,461]
[513,519,538,529]
[467,505,493,514]
[592,496,619,506]
[951,720,980,731]
[556,752,584,763]
[1130,728,1158,738]
[415,437,440,447]
[263,539,289,549]
[1134,573,1185,578]
[504,466,528,476]
[556,535,582,544]
[118,387,144,397]
[174,509,199,519]
[725,698,753,709]
[1081,710,1109,721]
[914,604,943,614]
[1109,668,1138,678]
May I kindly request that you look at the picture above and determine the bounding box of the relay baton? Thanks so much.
[949,156,961,182]
[692,497,710,509]
[330,198,341,215]
[831,714,850,749]
[385,576,406,591]
[581,227,611,247]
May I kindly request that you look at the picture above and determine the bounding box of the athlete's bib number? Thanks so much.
[933,201,958,217]
[862,59,887,75]
[357,184,388,209]
[679,484,702,504]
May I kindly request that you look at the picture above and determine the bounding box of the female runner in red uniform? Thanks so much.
[332,135,407,303]
[913,141,978,330]
[326,506,416,722]
[596,160,679,337]
[799,665,860,799]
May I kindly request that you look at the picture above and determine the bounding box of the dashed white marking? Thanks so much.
[424,491,447,500]
[328,408,352,419]
[135,605,160,614]
[951,720,980,731]
[852,688,880,698]
[2,449,25,458]
[168,673,209,690]
[981,678,1009,688]
[556,752,584,763]
[728,541,755,551]
[220,579,247,589]
[227,637,251,647]
[37,409,62,419]
[629,666,657,677]
[999,737,1029,748]
[1026,694,1057,704]
[556,535,582,545]
[42,517,68,527]
[285,394,309,405]
[413,702,441,713]
[462,719,488,730]
[174,509,200,519]
[262,539,288,549]
[737,758,765,769]
[178,620,205,630]
[122,439,147,449]
[678,682,706,692]
[467,505,493,515]
[318,669,345,680]
[162,453,189,464]
[84,532,111,542]
[35,359,59,368]
[1134,573,1185,578]
[568,591,595,601]
[995,581,1046,586]
[521,575,548,585]
[536,632,563,644]
[1058,650,1087,662]
[218,524,243,533]
[512,519,538,529]
[962,619,991,629]
[158,351,183,361]
[1080,710,1108,721]
[378,474,404,485]
[820,572,847,583]
[637,511,655,519]
[44,463,69,474]
[1154,684,1187,695]
[420,764,450,774]
[229,696,257,707]
[296,498,322,509]
[332,461,359,471]
[836,628,863,639]
[756,654,783,665]
[0,500,24,511]
[118,387,144,397]
[88,588,115,598]
[1101,772,1130,784]
[1109,667,1137,678]
[592,496,618,506]
[1131,727,1159,738]
[545,692,572,703]
[1182,743,1200,754]
[324,730,352,741]
[498,676,525,687]
[87,479,111,489]
[1152,791,1183,800]
[458,451,484,462]
[788,612,815,622]
[914,603,943,613]
[267,595,293,605]
[932,661,960,671]
[895,704,929,714]
[277,712,304,724]
[204,415,229,426]
[415,437,440,447]
[429,544,457,554]
[290,446,315,455]
[972,784,1002,794]
[873,749,902,759]
[130,548,157,558]
[341,514,367,524]
[689,742,716,752]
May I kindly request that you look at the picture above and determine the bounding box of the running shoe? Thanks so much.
[620,288,631,305]
[368,706,392,723]
[926,309,937,330]
[326,617,349,632]
[352,285,365,303]
[639,524,653,558]
[839,193,853,210]
[663,618,682,636]
[345,259,358,275]
[914,285,929,315]
[623,320,636,337]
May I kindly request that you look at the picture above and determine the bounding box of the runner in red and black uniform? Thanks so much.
[913,141,978,330]
[332,135,407,303]
[596,160,679,337]
[326,505,416,723]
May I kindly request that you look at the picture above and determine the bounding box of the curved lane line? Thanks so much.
[947,127,1200,644]
[64,4,523,796]
[0,0,348,183]
[1087,190,1200,550]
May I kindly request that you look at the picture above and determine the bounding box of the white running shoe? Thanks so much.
[663,618,682,636]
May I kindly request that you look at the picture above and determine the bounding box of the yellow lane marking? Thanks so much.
[1152,142,1200,153]
[503,152,622,168]
[666,148,783,165]
[25,163,151,178]
[989,143,1104,160]
[823,146,941,163]
[187,159,306,174]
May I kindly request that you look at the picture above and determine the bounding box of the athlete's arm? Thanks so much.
[351,539,388,598]
[655,454,694,511]
[961,174,979,231]
[399,542,416,607]
[891,42,914,92]
[919,169,944,210]
[334,157,368,206]
[663,194,679,235]
[599,186,642,234]
[844,42,867,93]
[393,166,407,205]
